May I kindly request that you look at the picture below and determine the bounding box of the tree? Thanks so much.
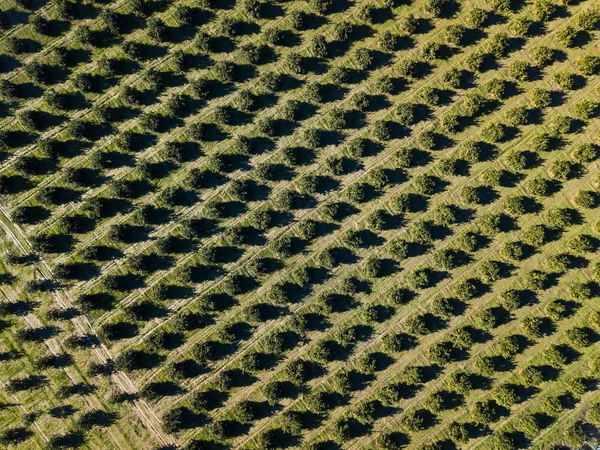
[447,421,469,443]
[408,268,432,290]
[546,207,577,228]
[543,396,564,416]
[400,408,431,432]
[529,88,552,108]
[441,68,464,90]
[564,421,586,447]
[545,299,570,322]
[428,341,455,365]
[504,150,529,171]
[379,31,398,52]
[532,45,555,67]
[470,400,499,425]
[309,35,328,58]
[467,7,487,28]
[568,277,594,297]
[332,21,354,41]
[441,111,460,133]
[482,122,506,143]
[500,241,525,261]
[566,327,594,347]
[587,403,600,425]
[491,432,516,450]
[571,143,597,163]
[162,406,194,433]
[501,289,523,311]
[355,48,374,71]
[543,344,568,367]
[519,365,544,386]
[421,42,444,61]
[460,186,482,205]
[497,334,523,357]
[576,54,600,75]
[214,61,236,82]
[553,71,576,91]
[522,315,548,339]
[556,25,577,48]
[375,432,406,450]
[577,9,599,29]
[509,16,532,37]
[447,370,473,394]
[533,0,556,21]
[573,99,598,120]
[523,224,547,247]
[527,176,552,197]
[494,385,519,408]
[508,61,531,82]
[523,270,548,291]
[503,195,529,216]
[310,0,332,14]
[567,234,594,253]
[478,260,503,283]
[474,308,498,330]
[487,32,510,58]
